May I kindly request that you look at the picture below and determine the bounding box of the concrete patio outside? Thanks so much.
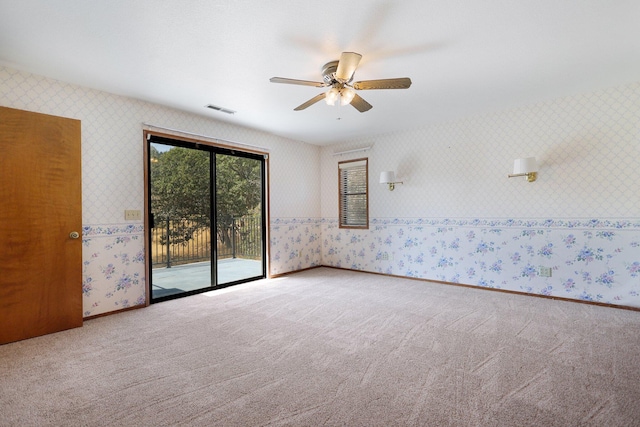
[151,258,263,298]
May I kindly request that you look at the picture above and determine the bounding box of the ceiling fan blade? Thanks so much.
[270,77,326,87]
[353,77,412,90]
[335,52,362,82]
[294,93,327,111]
[350,93,373,112]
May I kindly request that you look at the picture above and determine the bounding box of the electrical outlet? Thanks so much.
[538,266,552,277]
[124,209,141,221]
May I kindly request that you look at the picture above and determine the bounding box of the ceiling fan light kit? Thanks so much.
[270,51,412,113]
[325,87,340,105]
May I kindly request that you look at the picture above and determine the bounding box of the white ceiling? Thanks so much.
[1,0,639,145]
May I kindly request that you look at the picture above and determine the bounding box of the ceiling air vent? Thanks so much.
[205,104,236,115]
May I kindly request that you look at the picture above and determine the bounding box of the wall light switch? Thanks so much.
[125,209,141,221]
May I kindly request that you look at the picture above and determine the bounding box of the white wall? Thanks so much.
[3,64,639,313]
[319,82,640,308]
[1,65,321,316]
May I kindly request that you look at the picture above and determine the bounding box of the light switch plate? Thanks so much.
[124,209,141,221]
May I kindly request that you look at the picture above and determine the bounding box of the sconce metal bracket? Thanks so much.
[508,172,537,182]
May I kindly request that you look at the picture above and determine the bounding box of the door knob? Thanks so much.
[69,231,80,239]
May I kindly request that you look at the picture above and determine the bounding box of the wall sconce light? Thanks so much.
[380,171,403,191]
[508,157,538,182]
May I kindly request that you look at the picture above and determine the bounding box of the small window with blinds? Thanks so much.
[338,158,369,229]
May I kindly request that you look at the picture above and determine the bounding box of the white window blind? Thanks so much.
[339,159,368,228]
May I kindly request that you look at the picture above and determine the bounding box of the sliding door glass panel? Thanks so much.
[149,142,212,300]
[215,153,264,284]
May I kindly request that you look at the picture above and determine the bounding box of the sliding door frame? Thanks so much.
[143,130,269,305]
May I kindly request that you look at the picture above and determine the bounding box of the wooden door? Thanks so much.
[0,106,83,344]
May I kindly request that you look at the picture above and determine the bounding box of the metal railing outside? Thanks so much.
[151,215,261,268]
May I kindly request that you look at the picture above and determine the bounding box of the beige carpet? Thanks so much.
[2,267,640,426]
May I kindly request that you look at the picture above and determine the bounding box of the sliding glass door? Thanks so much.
[147,135,265,302]
[215,152,265,284]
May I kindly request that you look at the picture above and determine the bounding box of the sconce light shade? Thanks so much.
[513,157,537,175]
[380,171,402,191]
[379,171,395,184]
[508,157,538,182]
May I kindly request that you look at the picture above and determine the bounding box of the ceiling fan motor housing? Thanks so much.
[321,61,340,84]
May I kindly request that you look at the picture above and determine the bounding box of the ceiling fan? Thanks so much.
[270,52,412,112]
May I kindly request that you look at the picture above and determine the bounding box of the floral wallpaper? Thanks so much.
[82,224,146,317]
[317,218,640,308]
[82,215,639,311]
[269,218,322,275]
